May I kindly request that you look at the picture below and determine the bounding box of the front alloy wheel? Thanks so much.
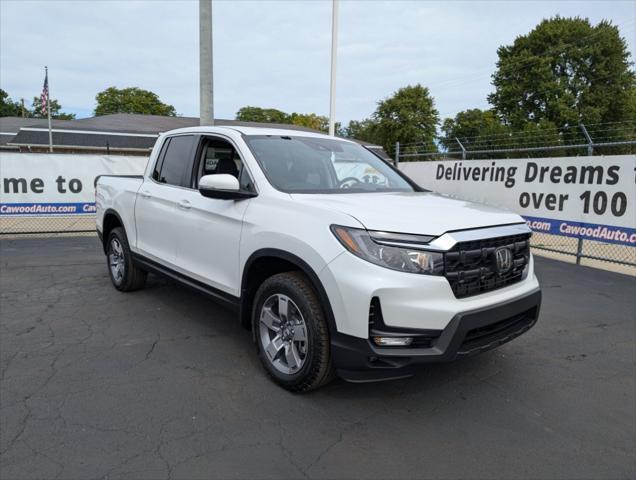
[259,294,308,374]
[252,272,334,392]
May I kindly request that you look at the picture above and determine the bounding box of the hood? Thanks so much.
[290,191,523,236]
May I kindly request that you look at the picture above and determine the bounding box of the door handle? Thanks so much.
[178,200,192,210]
[140,190,152,199]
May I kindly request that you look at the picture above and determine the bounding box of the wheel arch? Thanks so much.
[101,209,125,253]
[240,249,337,337]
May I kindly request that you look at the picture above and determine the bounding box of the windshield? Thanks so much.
[244,135,415,193]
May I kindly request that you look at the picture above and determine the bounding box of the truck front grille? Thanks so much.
[444,233,531,298]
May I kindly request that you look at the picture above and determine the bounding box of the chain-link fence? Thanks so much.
[0,215,96,237]
[395,122,636,271]
[396,121,636,160]
[530,231,635,269]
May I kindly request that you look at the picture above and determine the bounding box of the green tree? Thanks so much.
[440,110,571,158]
[0,89,23,117]
[440,109,510,156]
[235,106,336,133]
[289,112,329,131]
[30,96,76,119]
[515,120,564,154]
[489,16,636,129]
[343,119,380,143]
[235,106,289,124]
[372,84,439,156]
[94,87,176,116]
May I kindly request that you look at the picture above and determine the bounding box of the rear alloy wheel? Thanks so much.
[106,227,147,292]
[109,237,126,286]
[253,272,334,392]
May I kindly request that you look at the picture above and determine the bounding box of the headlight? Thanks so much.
[330,225,444,275]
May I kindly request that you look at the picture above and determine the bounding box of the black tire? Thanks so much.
[106,227,147,292]
[252,271,335,392]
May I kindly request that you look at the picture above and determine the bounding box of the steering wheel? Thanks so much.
[339,177,363,189]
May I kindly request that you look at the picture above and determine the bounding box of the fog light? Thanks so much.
[372,336,413,346]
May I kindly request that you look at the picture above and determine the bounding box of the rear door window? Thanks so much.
[155,135,195,186]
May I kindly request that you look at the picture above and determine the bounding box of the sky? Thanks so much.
[1,0,635,124]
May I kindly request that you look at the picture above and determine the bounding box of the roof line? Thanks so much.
[7,142,152,152]
[19,128,159,138]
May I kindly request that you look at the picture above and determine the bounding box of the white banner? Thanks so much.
[0,153,148,216]
[400,155,636,246]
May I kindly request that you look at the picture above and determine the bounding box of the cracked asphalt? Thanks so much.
[1,237,635,480]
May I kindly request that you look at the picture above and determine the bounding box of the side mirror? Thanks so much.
[198,174,256,200]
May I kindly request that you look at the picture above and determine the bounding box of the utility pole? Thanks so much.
[20,98,25,118]
[328,0,339,136]
[199,0,214,126]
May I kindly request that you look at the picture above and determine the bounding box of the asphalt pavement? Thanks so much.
[1,237,634,480]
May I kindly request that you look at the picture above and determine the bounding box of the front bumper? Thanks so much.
[331,288,541,382]
[319,248,540,339]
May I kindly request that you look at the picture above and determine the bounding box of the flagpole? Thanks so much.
[328,0,339,137]
[46,66,53,152]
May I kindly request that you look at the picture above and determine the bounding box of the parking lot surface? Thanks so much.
[1,237,635,480]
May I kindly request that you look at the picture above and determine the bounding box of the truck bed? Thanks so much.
[95,175,145,246]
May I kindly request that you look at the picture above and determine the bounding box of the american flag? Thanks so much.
[40,69,49,115]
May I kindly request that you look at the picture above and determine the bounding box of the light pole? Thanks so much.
[199,0,214,125]
[328,0,339,136]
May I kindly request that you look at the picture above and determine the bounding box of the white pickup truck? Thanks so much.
[96,126,541,392]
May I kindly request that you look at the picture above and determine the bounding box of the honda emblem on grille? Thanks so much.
[494,247,513,274]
